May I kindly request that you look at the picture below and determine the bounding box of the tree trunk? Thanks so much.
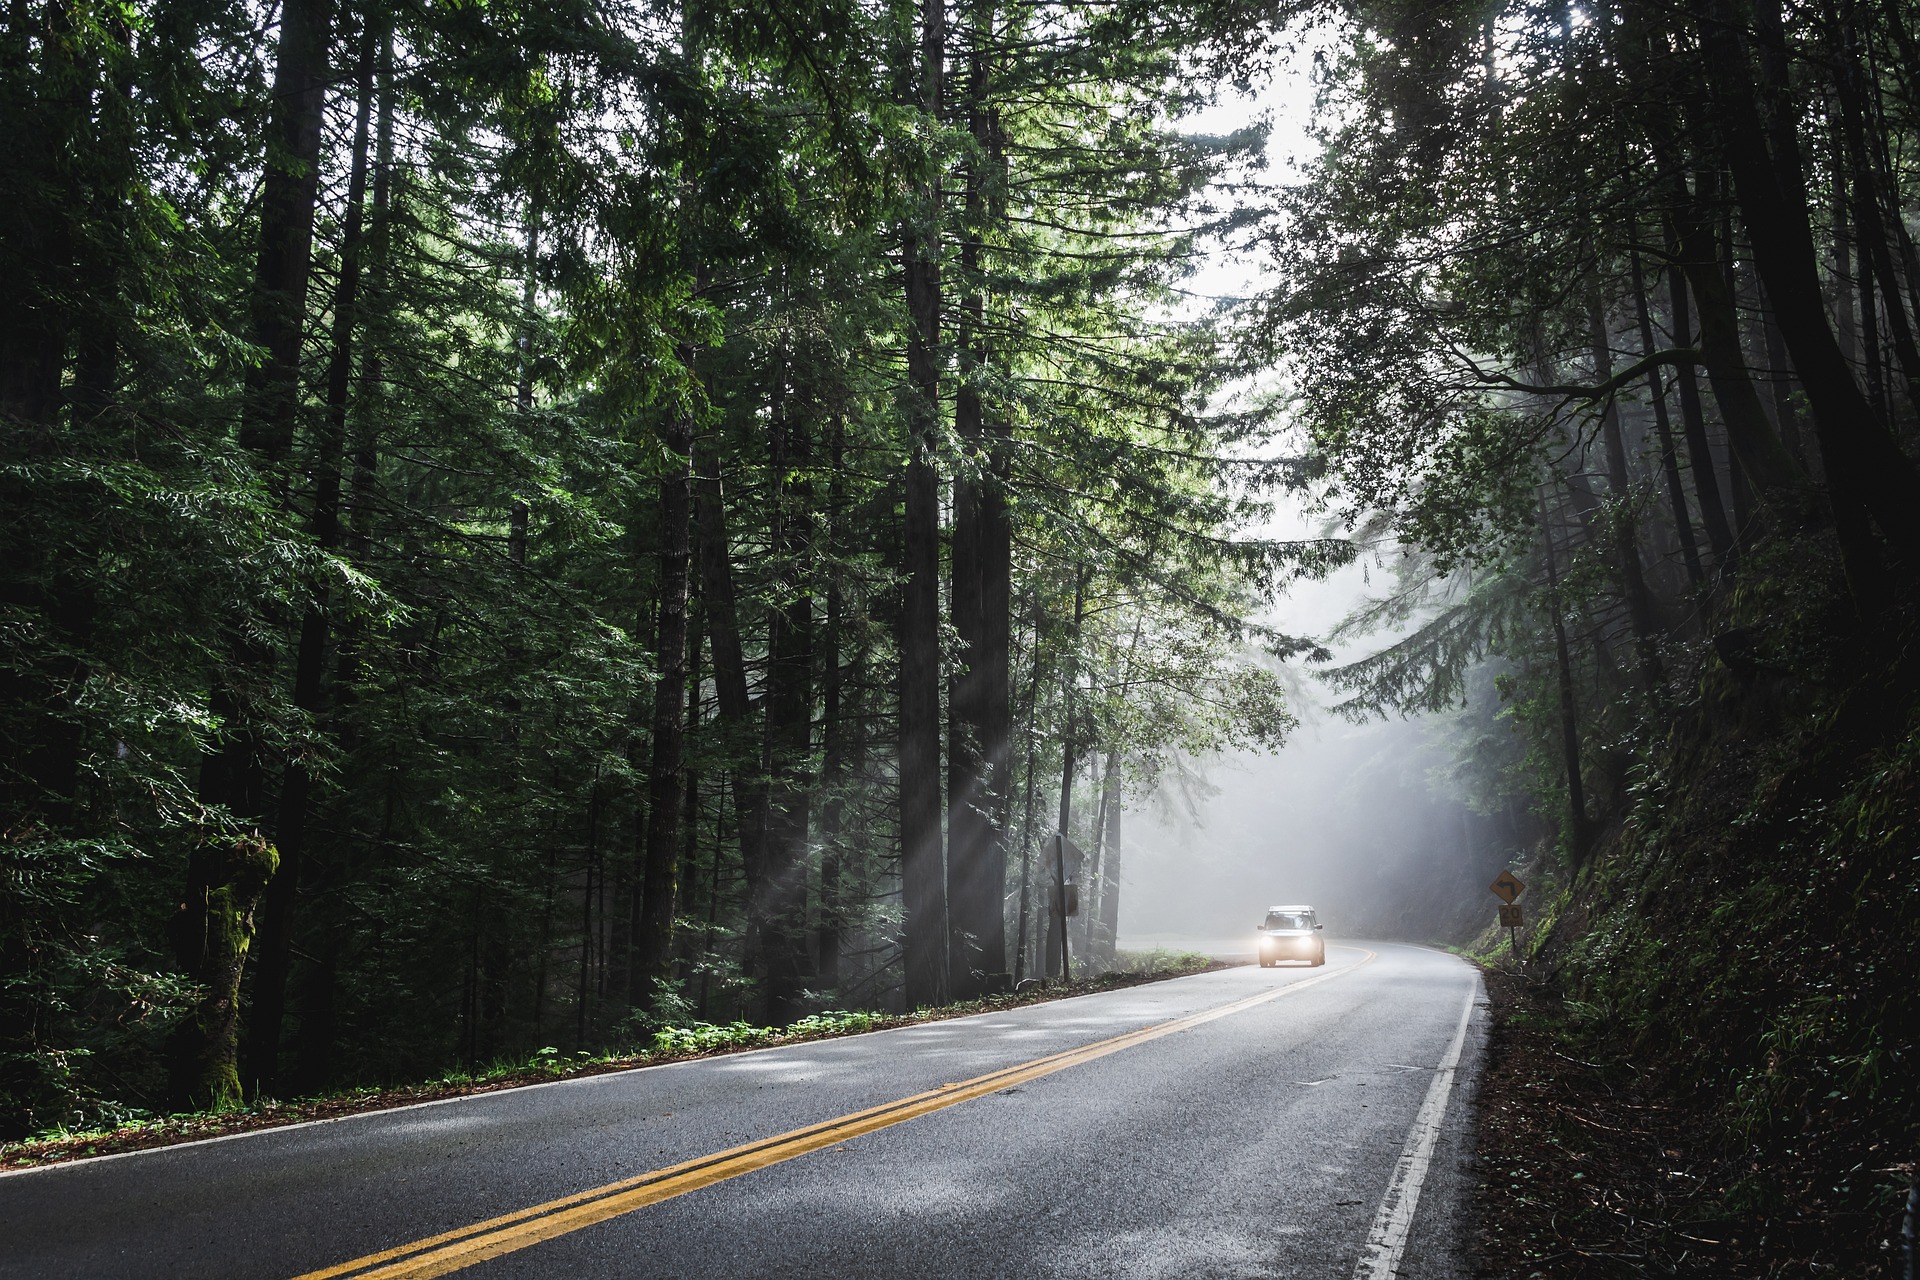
[1758,285,1809,467]
[189,0,330,1081]
[1011,596,1042,986]
[244,17,381,1097]
[239,0,331,474]
[1692,0,1920,579]
[1588,300,1667,697]
[816,416,849,990]
[760,376,815,1025]
[1087,751,1121,963]
[1537,493,1590,867]
[1046,569,1084,981]
[1662,221,1738,568]
[1096,784,1122,965]
[944,16,1008,996]
[975,264,1014,992]
[692,440,774,1008]
[1629,247,1705,587]
[1667,167,1809,521]
[635,399,694,1006]
[1834,0,1920,407]
[898,0,948,1010]
[168,836,279,1110]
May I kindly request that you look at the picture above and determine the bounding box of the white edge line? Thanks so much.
[0,948,1370,1180]
[1353,973,1481,1280]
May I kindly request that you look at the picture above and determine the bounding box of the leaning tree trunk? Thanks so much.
[1661,221,1738,570]
[1692,0,1920,585]
[1629,246,1706,589]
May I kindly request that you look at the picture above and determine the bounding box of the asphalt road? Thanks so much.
[1,942,1486,1279]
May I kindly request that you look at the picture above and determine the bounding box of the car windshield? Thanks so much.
[1264,913,1311,930]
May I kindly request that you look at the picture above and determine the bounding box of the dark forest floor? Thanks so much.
[1,955,1228,1172]
[1470,964,1912,1278]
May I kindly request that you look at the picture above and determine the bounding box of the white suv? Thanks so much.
[1257,905,1325,967]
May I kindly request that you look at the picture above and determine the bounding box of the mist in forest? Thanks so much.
[1114,550,1517,954]
[1118,711,1504,953]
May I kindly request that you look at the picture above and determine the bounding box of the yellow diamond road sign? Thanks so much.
[1490,871,1525,903]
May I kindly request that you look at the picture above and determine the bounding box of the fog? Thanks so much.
[1116,711,1502,955]
[1110,522,1513,956]
[1104,48,1519,958]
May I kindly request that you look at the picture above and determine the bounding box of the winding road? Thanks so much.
[1,942,1485,1279]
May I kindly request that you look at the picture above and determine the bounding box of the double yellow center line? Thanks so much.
[296,952,1374,1280]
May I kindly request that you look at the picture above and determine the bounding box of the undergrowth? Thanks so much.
[1,951,1221,1169]
[1471,548,1920,1274]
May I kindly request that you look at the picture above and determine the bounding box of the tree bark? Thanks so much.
[635,399,694,1005]
[1046,569,1084,980]
[1629,247,1705,587]
[239,0,331,474]
[244,17,381,1097]
[1537,492,1591,867]
[1662,221,1738,568]
[1588,300,1667,697]
[760,375,815,1025]
[898,0,948,1009]
[168,836,278,1110]
[1096,782,1122,965]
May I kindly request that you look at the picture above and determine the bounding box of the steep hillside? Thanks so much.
[1471,552,1920,1274]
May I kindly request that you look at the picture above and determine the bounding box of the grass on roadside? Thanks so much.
[2,950,1226,1171]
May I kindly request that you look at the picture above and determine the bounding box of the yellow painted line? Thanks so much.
[294,949,1377,1280]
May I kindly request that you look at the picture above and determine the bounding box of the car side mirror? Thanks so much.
[1315,923,1324,930]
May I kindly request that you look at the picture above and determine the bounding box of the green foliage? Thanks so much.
[1,0,1319,1133]
[649,1010,887,1057]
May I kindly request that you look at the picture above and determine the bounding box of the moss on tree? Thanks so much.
[168,835,277,1111]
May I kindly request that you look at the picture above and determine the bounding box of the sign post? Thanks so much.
[1490,872,1526,963]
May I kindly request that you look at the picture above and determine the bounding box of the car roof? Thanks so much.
[1266,904,1315,913]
